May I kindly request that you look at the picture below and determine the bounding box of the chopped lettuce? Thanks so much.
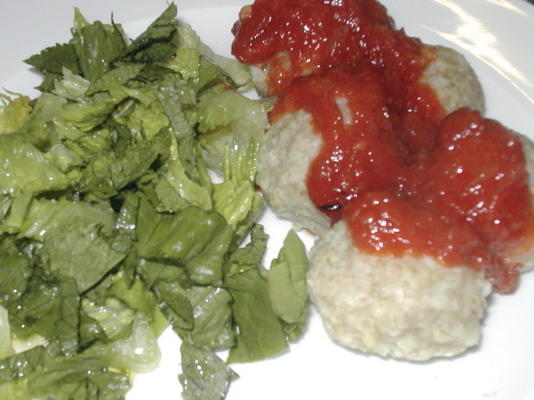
[0,133,70,196]
[267,230,309,341]
[0,305,12,358]
[70,8,128,81]
[226,266,290,363]
[179,341,238,400]
[0,92,32,135]
[0,4,310,400]
[27,356,131,400]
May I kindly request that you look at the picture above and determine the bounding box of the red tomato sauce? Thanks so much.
[232,0,442,119]
[271,67,410,222]
[233,0,533,293]
[272,66,532,292]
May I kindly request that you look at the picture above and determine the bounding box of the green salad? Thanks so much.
[0,4,309,399]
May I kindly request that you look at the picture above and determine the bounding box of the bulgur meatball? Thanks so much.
[256,110,331,235]
[307,220,491,361]
[503,132,534,273]
[419,45,485,115]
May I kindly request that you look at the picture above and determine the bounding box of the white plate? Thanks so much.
[1,1,533,399]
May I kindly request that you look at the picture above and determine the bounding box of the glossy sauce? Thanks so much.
[233,0,533,293]
[232,0,441,119]
[271,67,410,221]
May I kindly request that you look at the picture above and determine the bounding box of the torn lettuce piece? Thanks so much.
[0,133,70,196]
[82,317,161,374]
[123,98,170,140]
[267,230,309,341]
[0,345,55,400]
[105,269,164,328]
[0,378,30,400]
[137,206,233,285]
[52,68,91,100]
[213,174,259,228]
[225,265,289,363]
[78,134,159,200]
[0,308,29,400]
[19,199,127,292]
[5,269,80,356]
[59,91,126,132]
[24,42,80,76]
[53,277,81,356]
[70,8,127,81]
[197,90,269,176]
[82,297,136,341]
[155,134,213,212]
[199,43,251,88]
[139,261,197,334]
[24,92,68,145]
[182,286,234,350]
[156,77,195,139]
[0,92,32,135]
[196,90,269,134]
[212,136,263,227]
[0,345,58,385]
[179,341,237,400]
[26,356,131,400]
[224,226,289,364]
[0,305,12,358]
[228,224,269,267]
[170,48,200,80]
[166,35,201,80]
[207,92,265,228]
[0,236,33,306]
[85,63,145,96]
[0,196,12,224]
[123,4,179,63]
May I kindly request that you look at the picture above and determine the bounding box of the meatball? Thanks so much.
[307,220,492,361]
[503,133,534,273]
[256,110,330,235]
[419,45,485,115]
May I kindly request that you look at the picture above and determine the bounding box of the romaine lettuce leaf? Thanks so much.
[27,356,131,400]
[0,305,12,358]
[179,341,238,400]
[184,286,234,350]
[82,317,161,374]
[267,230,309,341]
[0,345,58,386]
[24,42,80,75]
[0,236,33,306]
[70,8,127,81]
[0,133,70,196]
[0,92,32,135]
[197,89,269,177]
[19,199,127,292]
[86,63,145,96]
[123,4,179,63]
[53,68,91,100]
[225,265,289,363]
